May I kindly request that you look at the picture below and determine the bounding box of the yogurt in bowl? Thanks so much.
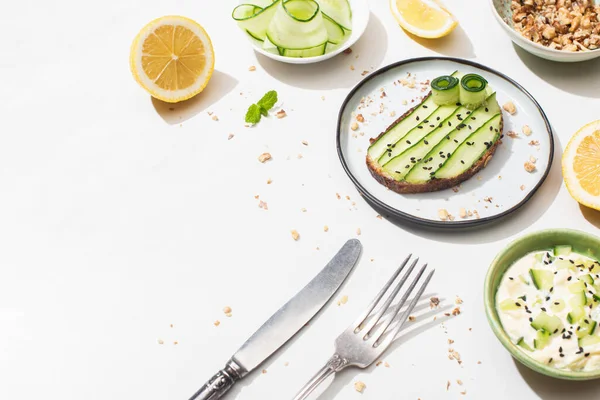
[496,246,600,371]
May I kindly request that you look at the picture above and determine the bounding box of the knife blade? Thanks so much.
[189,239,362,400]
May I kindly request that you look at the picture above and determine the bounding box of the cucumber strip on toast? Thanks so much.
[403,92,501,183]
[435,114,502,179]
[233,0,281,41]
[267,0,328,50]
[368,71,460,162]
[315,0,352,30]
[377,104,459,165]
[380,105,470,181]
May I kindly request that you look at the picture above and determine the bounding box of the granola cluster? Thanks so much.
[511,0,600,51]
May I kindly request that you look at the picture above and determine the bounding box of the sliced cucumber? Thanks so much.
[281,43,327,57]
[434,114,502,180]
[593,293,600,303]
[579,335,600,348]
[267,0,328,50]
[368,96,438,161]
[517,337,534,352]
[551,299,565,313]
[403,93,501,184]
[569,281,586,293]
[567,306,585,324]
[535,253,544,263]
[534,330,552,350]
[315,0,352,30]
[233,0,281,41]
[529,269,554,291]
[459,74,488,110]
[555,259,576,271]
[531,311,563,334]
[322,13,344,44]
[378,104,459,168]
[577,319,597,338]
[554,245,572,256]
[569,291,588,308]
[498,298,521,311]
[581,274,595,285]
[262,35,279,53]
[431,75,460,106]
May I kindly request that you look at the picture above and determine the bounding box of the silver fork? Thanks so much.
[292,255,434,400]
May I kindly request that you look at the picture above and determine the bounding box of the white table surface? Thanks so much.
[2,0,600,399]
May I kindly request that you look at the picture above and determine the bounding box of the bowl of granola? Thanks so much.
[489,0,600,62]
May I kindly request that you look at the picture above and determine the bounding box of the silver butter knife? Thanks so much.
[189,239,362,400]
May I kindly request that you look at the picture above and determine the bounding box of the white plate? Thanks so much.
[241,0,369,64]
[337,57,554,228]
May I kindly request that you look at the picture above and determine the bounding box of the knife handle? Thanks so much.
[189,359,245,400]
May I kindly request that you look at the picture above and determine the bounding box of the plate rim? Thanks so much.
[336,56,555,229]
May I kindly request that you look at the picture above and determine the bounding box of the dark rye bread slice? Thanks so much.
[366,98,503,194]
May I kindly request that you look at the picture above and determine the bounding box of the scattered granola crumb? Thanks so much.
[301,208,307,213]
[350,65,355,71]
[376,214,383,219]
[484,196,493,203]
[212,115,219,121]
[477,361,482,364]
[467,210,473,217]
[276,109,287,119]
[223,306,232,314]
[258,200,268,210]
[522,125,532,136]
[343,48,352,54]
[457,379,463,385]
[248,65,256,71]
[354,381,366,393]
[324,225,329,232]
[262,369,267,374]
[361,70,369,76]
[291,230,300,241]
[408,315,416,322]
[455,296,463,305]
[389,111,396,117]
[173,341,178,345]
[524,161,537,173]
[302,140,308,146]
[346,195,351,200]
[459,208,467,219]
[402,99,408,105]
[258,153,272,163]
[214,320,220,327]
[452,307,461,316]
[473,210,480,219]
[384,362,390,368]
[336,193,341,200]
[227,133,234,140]
[529,155,537,164]
[321,96,325,101]
[529,140,540,146]
[351,122,359,131]
[503,101,517,115]
[297,153,303,159]
[430,297,440,308]
[447,381,451,391]
[449,349,462,364]
[267,178,272,184]
[356,228,361,235]
[448,339,454,345]
[356,114,365,122]
[376,361,383,367]
[254,194,259,199]
[157,339,164,345]
[452,186,460,193]
[461,390,467,395]
[438,209,449,221]
[339,295,348,305]
[507,131,519,138]
[520,184,526,191]
[284,362,289,367]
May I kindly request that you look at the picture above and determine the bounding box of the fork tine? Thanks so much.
[371,264,427,342]
[351,254,412,332]
[375,269,435,349]
[362,257,419,339]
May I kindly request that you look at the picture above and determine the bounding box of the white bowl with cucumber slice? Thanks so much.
[485,229,600,380]
[232,0,369,64]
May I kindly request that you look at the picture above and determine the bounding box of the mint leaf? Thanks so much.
[245,103,262,124]
[257,90,278,111]
[260,106,268,117]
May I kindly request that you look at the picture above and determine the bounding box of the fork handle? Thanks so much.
[292,354,349,400]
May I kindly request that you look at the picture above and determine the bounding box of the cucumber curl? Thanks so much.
[459,74,488,110]
[431,75,459,106]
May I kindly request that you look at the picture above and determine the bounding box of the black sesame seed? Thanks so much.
[424,140,429,144]
[454,139,459,143]
[568,276,572,281]
[416,116,420,121]
[529,317,533,322]
[485,107,489,112]
[509,277,514,280]
[541,307,547,312]
[406,140,411,144]
[437,116,440,121]
[423,105,428,109]
[461,160,465,164]
[554,302,560,305]
[559,346,563,352]
[586,353,591,357]
[560,353,565,357]
[417,126,423,129]
[448,121,452,126]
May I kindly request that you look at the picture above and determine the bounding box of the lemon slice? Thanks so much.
[563,120,600,210]
[130,16,215,103]
[390,0,458,39]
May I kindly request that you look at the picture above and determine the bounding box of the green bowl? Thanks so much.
[484,229,600,380]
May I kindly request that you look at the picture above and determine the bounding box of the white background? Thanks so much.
[1,0,600,399]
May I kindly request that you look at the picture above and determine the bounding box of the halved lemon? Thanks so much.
[390,0,458,39]
[130,16,215,103]
[563,120,600,211]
